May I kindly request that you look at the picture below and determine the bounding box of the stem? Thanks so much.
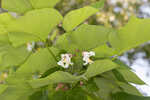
[38,36,58,62]
[47,47,58,62]
[18,52,32,67]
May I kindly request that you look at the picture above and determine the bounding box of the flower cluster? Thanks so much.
[57,51,95,68]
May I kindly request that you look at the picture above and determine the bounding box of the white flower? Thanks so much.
[27,42,35,52]
[82,51,95,66]
[57,54,73,68]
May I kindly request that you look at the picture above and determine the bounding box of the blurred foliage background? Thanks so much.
[0,0,150,94]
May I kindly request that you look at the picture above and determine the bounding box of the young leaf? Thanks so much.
[84,60,118,78]
[29,71,81,88]
[109,17,150,54]
[2,0,32,13]
[63,6,99,31]
[7,8,63,41]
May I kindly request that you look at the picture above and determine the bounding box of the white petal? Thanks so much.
[57,61,63,66]
[64,64,69,68]
[70,62,74,65]
[90,51,95,56]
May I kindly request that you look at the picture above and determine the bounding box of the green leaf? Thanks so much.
[82,79,99,93]
[55,33,78,53]
[50,88,87,100]
[109,17,150,54]
[63,6,98,31]
[29,89,49,100]
[114,60,145,85]
[0,13,14,52]
[2,0,32,13]
[0,83,35,100]
[93,44,117,58]
[50,91,67,100]
[0,34,10,53]
[117,82,142,96]
[68,24,111,51]
[0,25,11,55]
[2,0,61,14]
[0,77,36,100]
[112,92,150,100]
[101,71,142,96]
[91,0,105,9]
[88,96,95,100]
[0,24,8,35]
[56,22,112,52]
[112,69,128,83]
[29,71,81,88]
[94,77,121,100]
[0,84,7,94]
[0,45,30,68]
[29,0,60,9]
[7,8,63,41]
[116,68,145,85]
[66,88,87,100]
[8,32,40,47]
[84,60,118,78]
[0,13,14,24]
[15,48,57,79]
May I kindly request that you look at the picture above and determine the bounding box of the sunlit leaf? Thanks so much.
[7,8,63,41]
[63,6,98,31]
[84,60,118,78]
[109,17,150,54]
[68,24,111,51]
[15,48,57,79]
[29,71,81,88]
